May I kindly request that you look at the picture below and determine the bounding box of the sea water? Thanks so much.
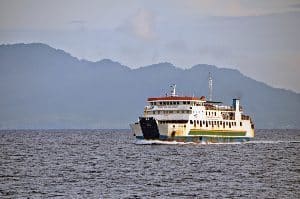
[0,129,299,198]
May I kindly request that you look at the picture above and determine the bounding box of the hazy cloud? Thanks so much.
[132,9,156,40]
[172,0,300,17]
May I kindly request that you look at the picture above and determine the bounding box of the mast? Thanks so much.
[208,72,213,101]
[170,84,177,97]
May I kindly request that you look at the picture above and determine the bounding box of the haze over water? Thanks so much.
[0,129,299,198]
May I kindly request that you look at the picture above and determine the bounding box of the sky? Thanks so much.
[0,0,300,93]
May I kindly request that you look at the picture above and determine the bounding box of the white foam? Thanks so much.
[134,139,300,145]
[247,140,300,144]
[135,139,190,145]
[135,139,243,145]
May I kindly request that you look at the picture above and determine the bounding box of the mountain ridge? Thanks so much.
[0,43,299,129]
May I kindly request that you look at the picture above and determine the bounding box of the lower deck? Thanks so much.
[131,117,254,142]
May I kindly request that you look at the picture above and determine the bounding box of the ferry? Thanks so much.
[130,79,255,143]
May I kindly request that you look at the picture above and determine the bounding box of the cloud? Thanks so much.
[172,0,300,17]
[68,20,86,25]
[290,3,300,9]
[131,9,156,40]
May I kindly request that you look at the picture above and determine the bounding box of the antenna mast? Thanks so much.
[170,84,177,97]
[208,72,213,101]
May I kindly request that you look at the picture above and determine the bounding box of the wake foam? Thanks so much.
[135,139,191,145]
[247,140,300,144]
[135,140,300,145]
[135,140,242,145]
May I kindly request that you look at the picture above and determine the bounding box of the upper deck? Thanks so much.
[148,96,202,102]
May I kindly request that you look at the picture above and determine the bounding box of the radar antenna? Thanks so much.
[170,84,177,97]
[208,72,213,101]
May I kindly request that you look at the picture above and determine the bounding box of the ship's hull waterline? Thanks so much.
[135,136,251,143]
[130,118,254,143]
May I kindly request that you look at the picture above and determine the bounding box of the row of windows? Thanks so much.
[150,101,203,106]
[206,111,217,116]
[190,120,243,128]
[146,110,192,114]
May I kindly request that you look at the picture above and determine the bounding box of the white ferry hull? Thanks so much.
[130,84,255,143]
[130,117,254,143]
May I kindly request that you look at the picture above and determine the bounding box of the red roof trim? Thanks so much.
[147,96,201,101]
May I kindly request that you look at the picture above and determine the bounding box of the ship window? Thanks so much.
[181,110,185,113]
[209,112,210,116]
[160,102,162,105]
[153,111,155,114]
[240,122,243,126]
[183,101,186,104]
[215,112,216,116]
[177,101,179,105]
[214,121,216,125]
[200,121,202,127]
[206,122,208,127]
[157,111,160,114]
[206,112,207,115]
[169,111,173,113]
[163,102,166,105]
[197,120,199,124]
[229,123,231,128]
[173,125,175,128]
[220,121,222,125]
[190,120,193,124]
[226,122,228,125]
[177,110,180,113]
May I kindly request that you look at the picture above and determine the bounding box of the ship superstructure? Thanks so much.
[130,84,254,143]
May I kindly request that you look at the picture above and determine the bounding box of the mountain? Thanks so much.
[0,43,299,129]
